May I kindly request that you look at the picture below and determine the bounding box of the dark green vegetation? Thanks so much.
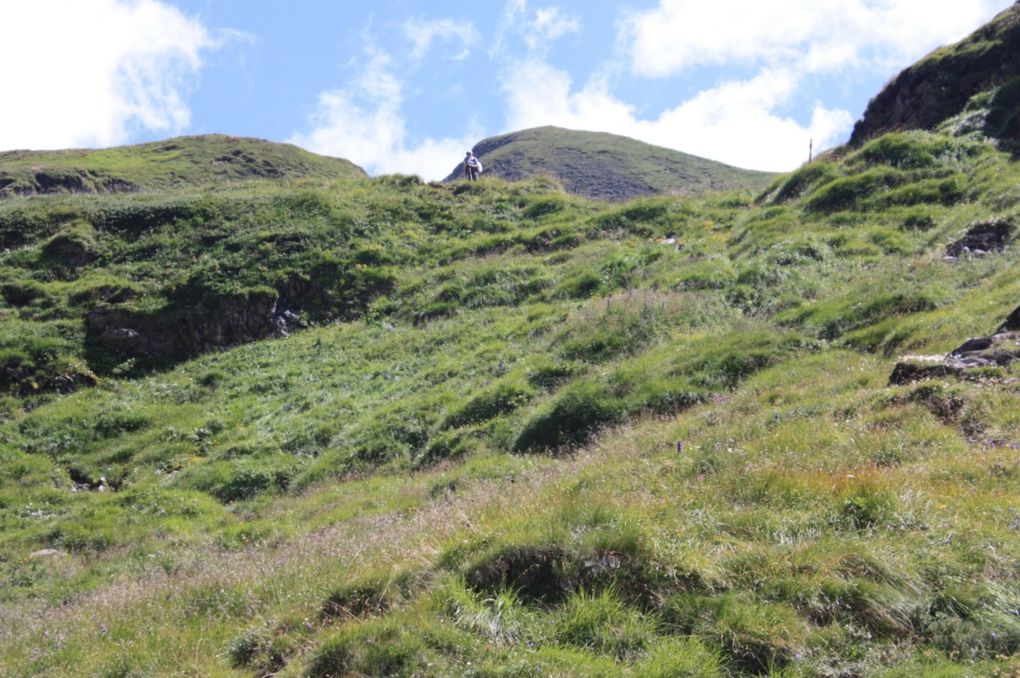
[3,121,1020,676]
[443,126,774,201]
[0,134,364,197]
[851,2,1020,148]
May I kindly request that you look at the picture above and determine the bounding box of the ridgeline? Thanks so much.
[0,134,364,198]
[443,126,774,201]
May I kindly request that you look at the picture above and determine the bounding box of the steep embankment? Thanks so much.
[850,1,1020,147]
[0,134,365,197]
[443,126,774,200]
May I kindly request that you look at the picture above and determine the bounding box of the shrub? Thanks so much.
[556,304,662,363]
[226,628,291,674]
[522,196,568,219]
[898,207,936,231]
[872,176,966,208]
[179,457,300,502]
[525,358,585,391]
[463,541,653,606]
[778,290,938,340]
[675,257,736,291]
[593,198,677,237]
[556,270,603,299]
[985,75,1020,140]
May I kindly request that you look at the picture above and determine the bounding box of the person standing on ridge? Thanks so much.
[464,151,482,181]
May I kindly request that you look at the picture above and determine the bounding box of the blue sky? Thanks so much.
[0,1,1009,179]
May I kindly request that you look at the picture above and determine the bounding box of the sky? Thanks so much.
[0,0,1010,180]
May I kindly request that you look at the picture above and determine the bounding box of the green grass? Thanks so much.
[448,125,775,200]
[0,134,364,197]
[2,127,1020,676]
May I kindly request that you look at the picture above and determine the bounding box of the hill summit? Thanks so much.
[0,134,365,198]
[443,126,773,200]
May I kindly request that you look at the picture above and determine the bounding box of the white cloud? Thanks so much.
[622,0,1004,77]
[526,7,582,50]
[494,1,581,55]
[290,49,480,180]
[404,18,480,60]
[496,0,1004,172]
[502,61,853,171]
[0,0,221,150]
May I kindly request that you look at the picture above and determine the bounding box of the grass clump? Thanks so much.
[663,593,808,673]
[305,620,424,678]
[553,588,655,659]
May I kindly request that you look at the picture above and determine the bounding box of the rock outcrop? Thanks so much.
[850,3,1020,146]
[890,304,1020,385]
[87,291,284,360]
[945,218,1014,258]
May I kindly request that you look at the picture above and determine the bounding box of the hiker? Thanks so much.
[464,151,482,181]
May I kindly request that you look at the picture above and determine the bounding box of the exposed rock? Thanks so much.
[850,4,1020,145]
[890,317,1020,385]
[889,361,959,386]
[98,327,146,352]
[87,291,279,360]
[946,218,1013,257]
[29,549,65,559]
[998,303,1020,333]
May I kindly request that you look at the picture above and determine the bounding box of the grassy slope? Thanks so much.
[0,134,365,197]
[444,126,775,200]
[1,131,1020,676]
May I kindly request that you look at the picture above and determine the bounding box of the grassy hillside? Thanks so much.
[443,126,774,201]
[2,123,1020,676]
[0,134,365,197]
[850,2,1020,148]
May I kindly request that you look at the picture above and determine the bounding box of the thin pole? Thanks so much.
[809,139,813,163]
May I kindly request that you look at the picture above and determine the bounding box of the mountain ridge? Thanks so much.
[0,134,365,198]
[443,125,774,200]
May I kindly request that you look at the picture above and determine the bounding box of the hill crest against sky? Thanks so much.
[442,126,774,201]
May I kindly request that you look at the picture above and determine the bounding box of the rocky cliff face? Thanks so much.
[850,3,1020,146]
